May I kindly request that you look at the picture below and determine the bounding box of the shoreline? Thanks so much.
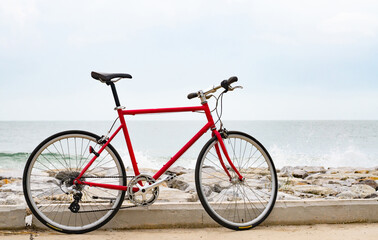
[1,166,377,206]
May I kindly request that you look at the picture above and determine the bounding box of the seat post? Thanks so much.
[108,82,121,107]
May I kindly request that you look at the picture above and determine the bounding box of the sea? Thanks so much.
[0,121,377,177]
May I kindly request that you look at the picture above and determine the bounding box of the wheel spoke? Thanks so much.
[24,131,126,233]
[196,132,277,230]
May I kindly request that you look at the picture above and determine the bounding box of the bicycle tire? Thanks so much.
[195,131,277,230]
[23,130,126,234]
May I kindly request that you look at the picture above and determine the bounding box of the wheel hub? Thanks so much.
[55,171,85,192]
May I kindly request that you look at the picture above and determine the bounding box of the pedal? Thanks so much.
[165,173,177,182]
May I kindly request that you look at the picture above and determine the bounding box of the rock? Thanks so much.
[327,168,340,174]
[280,166,310,179]
[321,183,348,194]
[165,166,189,176]
[302,166,326,174]
[295,181,309,186]
[326,167,355,174]
[304,173,322,180]
[4,195,25,205]
[211,183,224,193]
[336,191,358,199]
[167,179,189,191]
[202,185,212,197]
[364,193,378,199]
[350,184,376,198]
[328,180,341,185]
[292,169,308,179]
[277,192,301,200]
[291,185,337,196]
[305,173,344,181]
[0,178,17,187]
[354,169,370,174]
[280,166,295,177]
[158,187,194,202]
[356,179,378,190]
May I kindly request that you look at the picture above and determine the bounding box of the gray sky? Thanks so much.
[0,0,377,121]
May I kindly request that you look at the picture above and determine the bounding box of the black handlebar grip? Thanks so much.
[187,92,199,99]
[227,76,238,84]
[221,80,229,91]
[221,76,238,92]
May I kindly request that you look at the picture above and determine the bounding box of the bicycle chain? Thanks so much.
[82,175,134,179]
[77,204,138,213]
[75,175,136,213]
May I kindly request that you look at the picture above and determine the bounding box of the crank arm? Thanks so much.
[134,174,175,195]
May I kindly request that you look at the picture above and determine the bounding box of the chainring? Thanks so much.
[127,174,159,206]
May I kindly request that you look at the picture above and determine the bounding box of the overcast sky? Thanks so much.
[0,0,377,121]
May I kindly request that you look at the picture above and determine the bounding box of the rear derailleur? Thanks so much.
[69,192,82,213]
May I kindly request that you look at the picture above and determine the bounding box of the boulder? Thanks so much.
[165,166,189,176]
[279,166,295,177]
[277,192,301,200]
[356,179,378,190]
[158,187,194,202]
[336,191,358,199]
[292,169,308,179]
[354,169,370,174]
[350,184,376,198]
[167,179,189,191]
[364,193,378,199]
[302,166,326,174]
[292,185,337,196]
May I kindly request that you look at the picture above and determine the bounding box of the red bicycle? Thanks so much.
[23,72,278,234]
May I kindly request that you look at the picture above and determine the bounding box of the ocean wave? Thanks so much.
[0,152,29,171]
[268,144,376,168]
[0,152,30,157]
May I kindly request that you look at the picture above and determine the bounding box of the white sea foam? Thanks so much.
[268,144,375,168]
[1,121,377,175]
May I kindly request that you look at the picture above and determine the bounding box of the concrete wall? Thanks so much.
[27,199,378,230]
[0,205,27,230]
[0,199,376,230]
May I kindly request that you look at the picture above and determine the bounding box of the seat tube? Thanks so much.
[117,109,140,176]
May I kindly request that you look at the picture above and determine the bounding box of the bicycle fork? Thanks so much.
[213,130,244,181]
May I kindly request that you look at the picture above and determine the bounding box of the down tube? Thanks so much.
[153,122,213,180]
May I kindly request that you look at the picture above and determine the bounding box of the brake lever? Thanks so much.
[229,85,243,91]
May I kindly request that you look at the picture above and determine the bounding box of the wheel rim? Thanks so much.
[198,133,277,227]
[25,133,125,232]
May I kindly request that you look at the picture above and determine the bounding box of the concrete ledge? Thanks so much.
[265,199,378,225]
[1,199,377,229]
[29,199,378,230]
[0,205,26,229]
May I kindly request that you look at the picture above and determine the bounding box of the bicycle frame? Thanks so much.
[75,102,243,191]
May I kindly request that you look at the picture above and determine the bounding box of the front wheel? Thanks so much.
[23,130,126,234]
[195,131,277,230]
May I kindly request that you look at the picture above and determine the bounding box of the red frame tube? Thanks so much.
[76,102,243,190]
[77,125,123,179]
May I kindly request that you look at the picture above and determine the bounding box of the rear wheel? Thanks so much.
[195,131,277,230]
[23,130,126,234]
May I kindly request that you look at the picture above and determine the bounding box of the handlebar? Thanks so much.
[187,76,240,100]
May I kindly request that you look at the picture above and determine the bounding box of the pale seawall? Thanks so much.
[1,199,377,230]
